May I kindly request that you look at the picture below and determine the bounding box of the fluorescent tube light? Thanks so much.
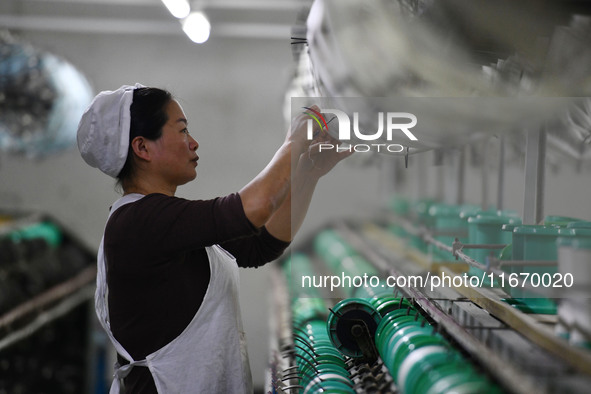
[182,11,211,44]
[161,0,191,19]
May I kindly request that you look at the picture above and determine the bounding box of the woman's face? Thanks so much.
[149,99,199,187]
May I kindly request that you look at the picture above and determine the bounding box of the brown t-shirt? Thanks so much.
[103,193,289,393]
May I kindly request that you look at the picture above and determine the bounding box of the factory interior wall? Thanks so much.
[1,30,590,390]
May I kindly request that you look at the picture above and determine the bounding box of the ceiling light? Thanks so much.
[161,0,191,19]
[182,11,211,44]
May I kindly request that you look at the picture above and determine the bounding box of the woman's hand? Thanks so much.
[290,105,352,178]
[297,139,353,179]
[285,105,325,155]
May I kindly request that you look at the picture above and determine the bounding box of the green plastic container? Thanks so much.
[512,225,560,265]
[498,223,520,262]
[506,225,560,314]
[557,222,591,250]
[543,215,583,227]
[427,204,477,262]
[569,221,591,229]
[466,212,521,286]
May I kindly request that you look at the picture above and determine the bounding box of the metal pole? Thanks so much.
[497,136,505,211]
[536,130,547,224]
[416,152,426,199]
[523,129,546,225]
[481,141,489,211]
[456,145,466,206]
[434,149,444,202]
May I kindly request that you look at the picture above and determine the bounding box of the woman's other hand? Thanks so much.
[285,105,325,153]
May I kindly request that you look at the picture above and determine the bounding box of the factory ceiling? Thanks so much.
[0,0,309,39]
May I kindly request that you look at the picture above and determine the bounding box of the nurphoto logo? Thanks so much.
[303,107,418,153]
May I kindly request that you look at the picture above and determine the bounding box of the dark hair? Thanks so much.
[116,87,172,187]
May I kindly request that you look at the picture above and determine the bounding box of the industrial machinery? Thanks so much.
[269,1,591,393]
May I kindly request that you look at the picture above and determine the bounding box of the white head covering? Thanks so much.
[77,83,145,178]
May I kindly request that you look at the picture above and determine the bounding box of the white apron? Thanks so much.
[95,193,253,394]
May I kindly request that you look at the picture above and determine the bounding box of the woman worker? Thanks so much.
[77,84,350,393]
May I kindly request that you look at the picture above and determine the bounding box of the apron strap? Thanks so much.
[110,359,148,394]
